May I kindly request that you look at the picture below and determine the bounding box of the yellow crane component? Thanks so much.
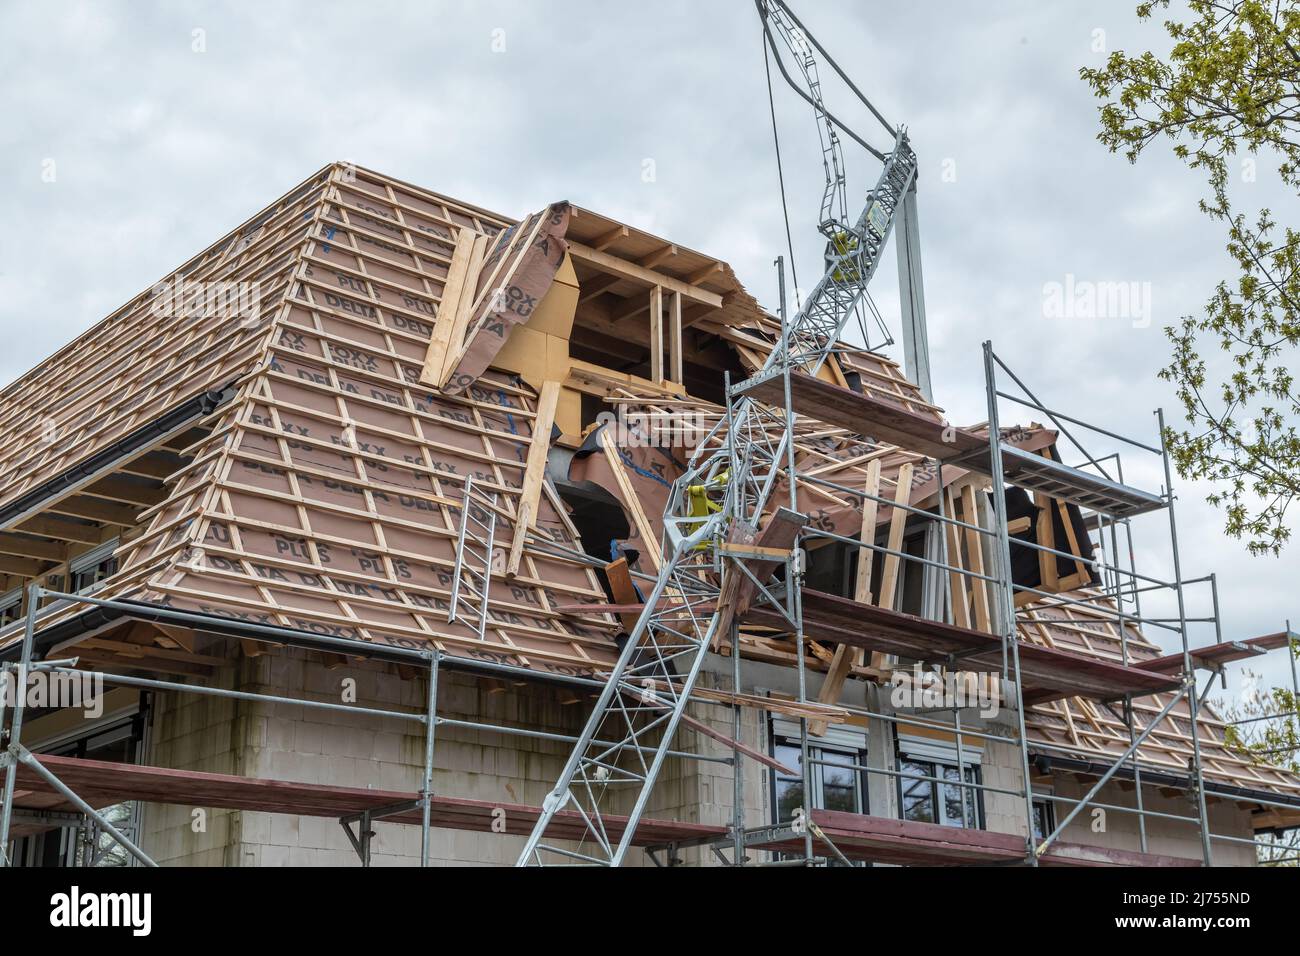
[685,470,729,544]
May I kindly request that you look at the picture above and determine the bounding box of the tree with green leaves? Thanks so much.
[1217,664,1299,865]
[1081,0,1300,555]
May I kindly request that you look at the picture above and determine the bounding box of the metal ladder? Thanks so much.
[517,133,918,866]
[448,475,499,641]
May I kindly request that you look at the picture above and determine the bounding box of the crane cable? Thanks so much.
[755,0,887,163]
[758,0,894,346]
[769,0,897,138]
[762,18,802,309]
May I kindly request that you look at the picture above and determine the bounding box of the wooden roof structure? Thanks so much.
[564,379,1300,803]
[1,159,1297,821]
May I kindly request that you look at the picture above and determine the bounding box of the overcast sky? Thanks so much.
[2,0,1295,704]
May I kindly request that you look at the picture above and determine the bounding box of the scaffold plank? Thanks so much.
[747,589,1183,705]
[1136,631,1293,675]
[748,810,1200,867]
[11,755,725,848]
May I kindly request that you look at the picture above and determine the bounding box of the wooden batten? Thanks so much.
[419,227,480,388]
[506,381,561,577]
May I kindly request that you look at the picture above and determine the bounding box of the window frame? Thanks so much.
[68,539,120,595]
[895,733,985,830]
[769,720,870,824]
[1032,792,1057,842]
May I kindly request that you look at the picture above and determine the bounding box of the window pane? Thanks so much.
[963,767,978,828]
[820,750,858,813]
[940,765,965,828]
[773,739,805,822]
[1032,799,1053,841]
[776,779,805,822]
[774,743,802,775]
[938,764,978,829]
[900,760,934,823]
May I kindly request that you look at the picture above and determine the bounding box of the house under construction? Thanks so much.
[2,1,1299,868]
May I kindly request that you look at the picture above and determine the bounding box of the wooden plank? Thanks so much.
[1055,495,1091,583]
[717,543,792,560]
[599,427,662,571]
[45,496,146,527]
[1137,631,1292,675]
[0,533,66,562]
[0,554,49,577]
[506,381,561,577]
[812,459,881,734]
[1035,476,1059,592]
[738,372,983,459]
[710,508,806,653]
[436,233,489,387]
[12,515,106,545]
[877,462,913,611]
[668,291,683,384]
[79,475,166,507]
[960,484,992,633]
[730,508,806,619]
[13,754,725,849]
[638,244,677,269]
[750,809,1200,867]
[748,590,1185,705]
[873,462,913,669]
[649,286,664,384]
[944,487,972,630]
[418,227,477,387]
[603,557,641,632]
[855,459,884,606]
[591,224,628,251]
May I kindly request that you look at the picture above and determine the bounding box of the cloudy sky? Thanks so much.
[1,0,1295,702]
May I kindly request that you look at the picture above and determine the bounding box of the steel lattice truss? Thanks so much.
[517,133,917,866]
[766,5,849,240]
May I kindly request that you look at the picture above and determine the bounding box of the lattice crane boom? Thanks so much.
[516,1,917,867]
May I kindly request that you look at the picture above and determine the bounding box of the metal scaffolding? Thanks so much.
[0,487,1297,869]
[649,336,1300,866]
[1,0,1297,874]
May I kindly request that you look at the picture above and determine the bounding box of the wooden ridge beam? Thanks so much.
[567,241,723,308]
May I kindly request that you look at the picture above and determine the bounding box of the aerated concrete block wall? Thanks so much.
[137,648,1262,867]
[140,649,766,866]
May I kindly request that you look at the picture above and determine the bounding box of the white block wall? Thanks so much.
[137,648,1263,867]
